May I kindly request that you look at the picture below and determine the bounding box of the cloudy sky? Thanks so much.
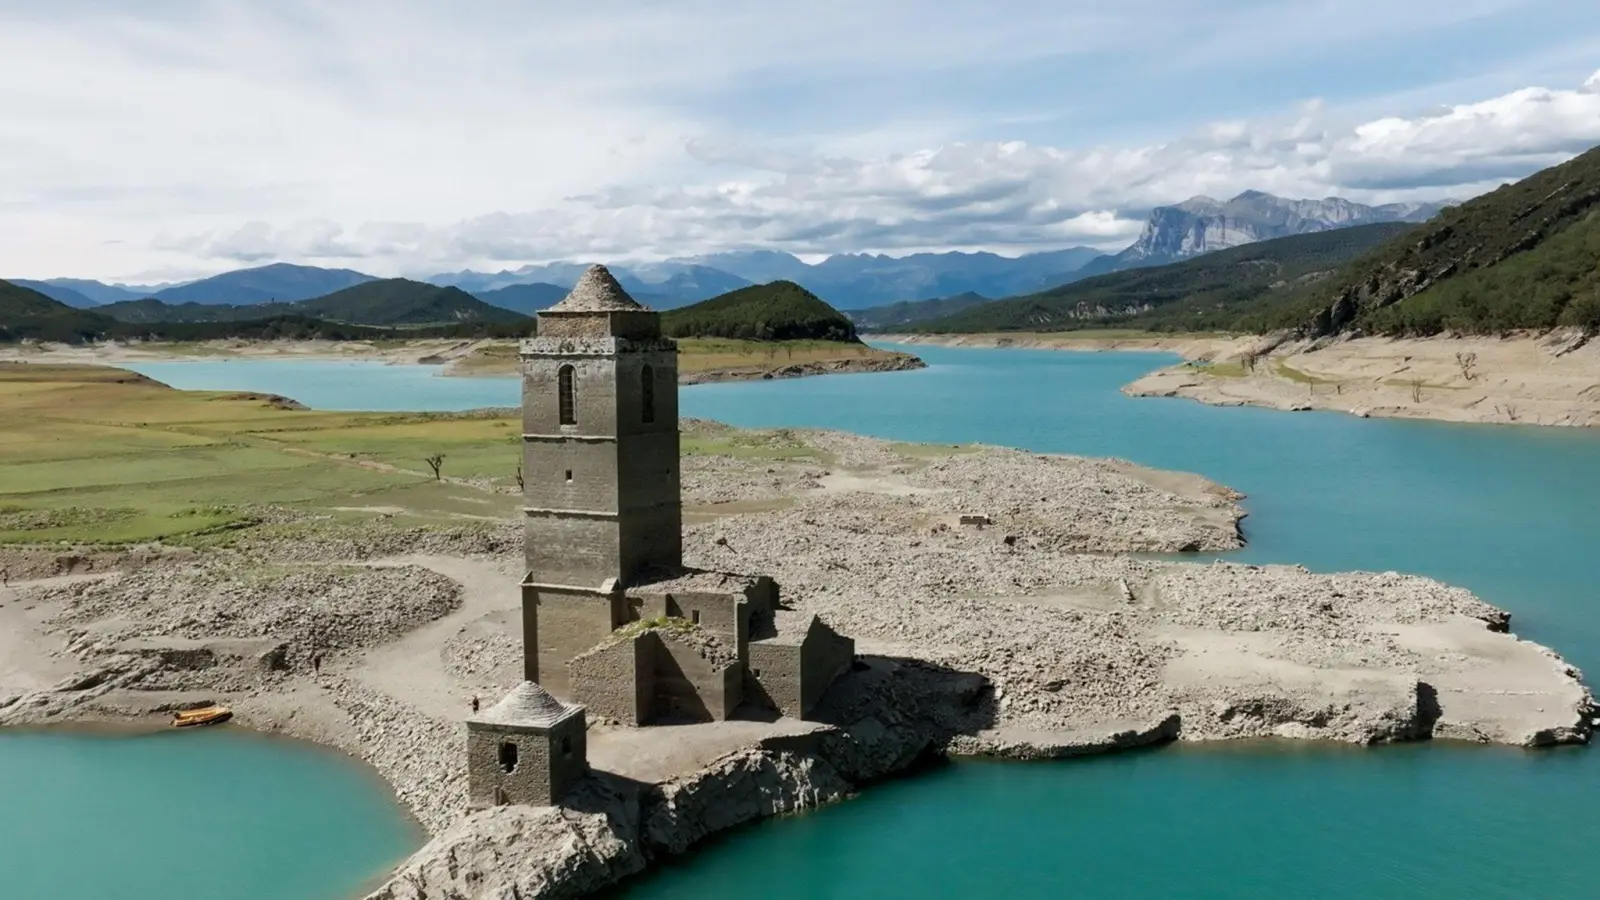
[3,0,1600,282]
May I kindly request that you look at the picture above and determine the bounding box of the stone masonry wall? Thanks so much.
[801,620,855,717]
[547,713,589,800]
[466,723,555,807]
[530,587,616,697]
[570,635,650,726]
[523,514,620,589]
[651,590,748,657]
[650,632,742,723]
[747,640,804,718]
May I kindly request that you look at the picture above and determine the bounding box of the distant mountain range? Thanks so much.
[95,278,525,327]
[886,141,1600,337]
[904,222,1416,334]
[8,191,1453,318]
[13,264,377,308]
[1074,191,1451,279]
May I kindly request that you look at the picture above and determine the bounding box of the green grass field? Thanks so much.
[0,363,522,544]
[0,361,953,546]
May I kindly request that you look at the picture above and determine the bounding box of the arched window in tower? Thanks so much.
[557,365,576,425]
[641,364,655,424]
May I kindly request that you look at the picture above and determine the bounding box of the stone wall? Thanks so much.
[465,714,587,808]
[570,627,741,725]
[523,513,621,589]
[570,635,651,726]
[529,587,617,697]
[650,631,741,723]
[522,355,621,441]
[746,640,803,717]
[800,619,855,716]
[627,589,750,658]
[748,616,855,719]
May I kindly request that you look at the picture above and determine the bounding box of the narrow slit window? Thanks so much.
[557,365,576,425]
[641,364,656,424]
[565,469,573,482]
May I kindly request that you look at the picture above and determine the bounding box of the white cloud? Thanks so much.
[0,2,1598,278]
[170,69,1600,272]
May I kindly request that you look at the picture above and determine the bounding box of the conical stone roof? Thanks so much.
[547,264,646,313]
[474,680,574,727]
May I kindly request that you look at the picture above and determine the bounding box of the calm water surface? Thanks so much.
[117,346,1600,899]
[0,729,419,900]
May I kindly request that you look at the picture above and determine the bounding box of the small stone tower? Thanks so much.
[519,265,681,693]
[465,681,587,808]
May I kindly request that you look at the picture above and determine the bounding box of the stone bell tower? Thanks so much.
[518,265,681,693]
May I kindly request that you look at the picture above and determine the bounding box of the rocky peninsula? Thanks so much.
[883,329,1600,428]
[0,420,1591,899]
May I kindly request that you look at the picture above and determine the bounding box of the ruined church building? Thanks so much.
[466,265,856,808]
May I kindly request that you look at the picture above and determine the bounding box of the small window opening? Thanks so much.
[690,610,700,625]
[752,668,762,678]
[558,736,572,756]
[641,364,656,424]
[557,365,576,426]
[565,469,573,482]
[498,740,519,774]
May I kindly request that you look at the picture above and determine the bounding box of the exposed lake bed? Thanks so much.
[3,345,1600,899]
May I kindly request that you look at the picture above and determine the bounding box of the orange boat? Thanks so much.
[172,705,233,728]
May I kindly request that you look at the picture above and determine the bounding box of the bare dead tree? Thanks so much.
[425,454,445,481]
[1497,403,1521,422]
[515,463,524,492]
[1239,348,1261,372]
[1455,351,1479,381]
[1409,379,1424,403]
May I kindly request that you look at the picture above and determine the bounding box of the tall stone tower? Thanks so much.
[519,265,681,693]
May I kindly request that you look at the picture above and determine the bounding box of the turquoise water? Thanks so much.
[119,347,1600,899]
[0,729,419,900]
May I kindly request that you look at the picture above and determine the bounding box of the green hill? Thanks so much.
[296,279,529,327]
[661,281,859,341]
[914,223,1413,334]
[1,278,531,345]
[1291,144,1600,336]
[96,297,287,323]
[98,279,533,329]
[0,279,117,342]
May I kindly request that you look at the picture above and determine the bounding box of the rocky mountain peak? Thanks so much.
[1117,191,1447,267]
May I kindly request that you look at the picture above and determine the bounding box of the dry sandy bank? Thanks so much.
[881,330,1600,428]
[1123,331,1600,427]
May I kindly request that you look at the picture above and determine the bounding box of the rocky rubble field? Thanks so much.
[689,484,1590,747]
[42,562,461,668]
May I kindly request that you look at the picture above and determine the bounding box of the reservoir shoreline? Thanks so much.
[880,330,1600,428]
[0,336,927,385]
